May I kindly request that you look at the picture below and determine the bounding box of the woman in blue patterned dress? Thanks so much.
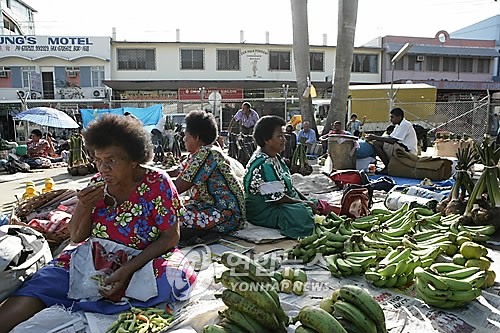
[169,110,245,234]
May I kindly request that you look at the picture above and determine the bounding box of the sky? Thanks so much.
[28,0,500,46]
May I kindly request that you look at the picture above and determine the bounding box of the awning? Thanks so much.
[103,80,332,91]
[386,43,499,57]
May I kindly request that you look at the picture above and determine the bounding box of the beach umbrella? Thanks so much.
[14,107,79,129]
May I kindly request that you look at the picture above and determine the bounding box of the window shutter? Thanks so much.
[10,66,22,88]
[80,67,91,87]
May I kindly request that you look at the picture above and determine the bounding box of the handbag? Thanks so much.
[0,225,52,302]
[325,169,369,189]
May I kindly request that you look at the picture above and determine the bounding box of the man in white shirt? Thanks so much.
[366,108,418,174]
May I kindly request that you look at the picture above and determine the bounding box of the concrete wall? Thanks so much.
[110,41,382,84]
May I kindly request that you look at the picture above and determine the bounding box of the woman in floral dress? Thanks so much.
[170,111,245,234]
[0,115,196,333]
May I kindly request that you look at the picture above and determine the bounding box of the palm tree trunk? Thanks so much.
[322,0,358,135]
[290,0,317,135]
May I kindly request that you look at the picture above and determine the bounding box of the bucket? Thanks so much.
[16,145,27,156]
[328,136,356,171]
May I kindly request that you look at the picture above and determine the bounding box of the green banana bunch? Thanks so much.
[288,226,349,263]
[367,247,417,289]
[335,285,387,333]
[325,251,377,277]
[215,290,282,331]
[291,305,347,333]
[414,265,484,309]
[333,301,377,333]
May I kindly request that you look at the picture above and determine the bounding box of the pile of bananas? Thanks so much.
[287,225,348,264]
[294,285,387,333]
[163,152,179,168]
[365,248,421,288]
[203,252,289,333]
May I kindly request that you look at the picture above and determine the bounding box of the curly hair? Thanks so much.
[253,116,286,147]
[184,110,218,145]
[83,114,153,164]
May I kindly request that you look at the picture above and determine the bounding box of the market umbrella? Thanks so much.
[14,107,79,129]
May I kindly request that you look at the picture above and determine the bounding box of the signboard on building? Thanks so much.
[241,49,268,79]
[0,36,111,60]
[120,90,178,100]
[418,80,500,91]
[178,88,243,100]
[30,72,41,92]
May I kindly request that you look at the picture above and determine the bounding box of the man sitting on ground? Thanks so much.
[366,108,417,174]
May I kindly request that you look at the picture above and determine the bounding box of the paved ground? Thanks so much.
[0,167,93,215]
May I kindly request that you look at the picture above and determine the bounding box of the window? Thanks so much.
[6,0,11,8]
[477,58,491,73]
[426,56,440,71]
[217,49,240,70]
[310,52,324,71]
[352,54,378,73]
[269,51,291,70]
[442,57,456,72]
[0,66,10,78]
[117,49,156,70]
[459,58,473,73]
[394,57,404,70]
[180,49,204,70]
[407,55,423,71]
[91,66,105,87]
[21,66,35,88]
[3,18,18,34]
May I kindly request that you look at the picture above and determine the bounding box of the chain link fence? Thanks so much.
[394,97,490,141]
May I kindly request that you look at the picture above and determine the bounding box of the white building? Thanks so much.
[0,35,112,100]
[105,40,382,119]
[0,0,35,35]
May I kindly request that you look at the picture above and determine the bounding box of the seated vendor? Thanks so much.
[243,116,318,239]
[0,114,196,333]
[24,129,56,168]
[169,110,245,236]
[366,107,417,174]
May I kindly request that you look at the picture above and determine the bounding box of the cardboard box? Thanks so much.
[433,139,472,158]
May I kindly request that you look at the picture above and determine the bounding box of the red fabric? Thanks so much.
[340,188,371,218]
[328,170,362,189]
[92,242,129,301]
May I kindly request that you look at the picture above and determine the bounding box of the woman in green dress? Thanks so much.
[243,116,317,239]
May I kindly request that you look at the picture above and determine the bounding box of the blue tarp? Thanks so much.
[369,175,454,196]
[80,104,163,129]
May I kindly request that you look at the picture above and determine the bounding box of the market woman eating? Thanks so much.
[0,114,196,333]
[243,116,318,239]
